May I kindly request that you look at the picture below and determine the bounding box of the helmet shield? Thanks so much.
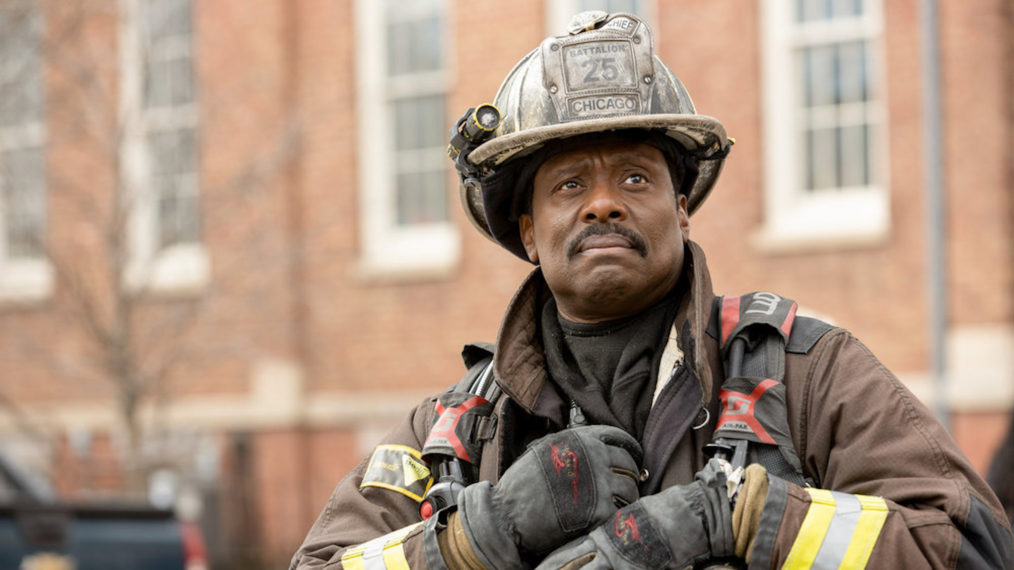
[457,11,730,261]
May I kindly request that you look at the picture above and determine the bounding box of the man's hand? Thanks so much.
[535,458,735,570]
[456,425,643,567]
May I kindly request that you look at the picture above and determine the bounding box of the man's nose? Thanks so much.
[580,181,628,222]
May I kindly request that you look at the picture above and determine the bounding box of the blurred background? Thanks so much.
[0,0,1010,567]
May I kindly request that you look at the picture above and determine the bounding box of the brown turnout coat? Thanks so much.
[292,242,1012,569]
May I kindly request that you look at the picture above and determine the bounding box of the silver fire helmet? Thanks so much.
[455,11,731,261]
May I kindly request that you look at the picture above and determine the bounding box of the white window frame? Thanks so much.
[546,0,657,36]
[120,0,207,292]
[0,4,52,301]
[756,0,889,251]
[355,0,459,277]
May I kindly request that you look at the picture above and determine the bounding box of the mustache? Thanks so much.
[567,223,648,259]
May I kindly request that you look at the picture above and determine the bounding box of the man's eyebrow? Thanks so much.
[542,156,591,180]
[613,158,650,169]
[547,152,654,174]
[607,150,659,167]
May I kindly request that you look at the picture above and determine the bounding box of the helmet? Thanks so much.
[456,11,731,261]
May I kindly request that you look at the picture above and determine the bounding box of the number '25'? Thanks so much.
[582,57,619,82]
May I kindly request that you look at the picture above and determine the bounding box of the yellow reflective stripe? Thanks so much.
[782,489,837,570]
[381,541,410,570]
[340,523,421,570]
[840,495,889,569]
[342,547,367,567]
[812,492,862,568]
[781,490,889,570]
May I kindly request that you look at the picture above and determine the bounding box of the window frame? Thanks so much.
[756,0,890,251]
[120,0,207,292]
[0,3,52,301]
[354,0,459,278]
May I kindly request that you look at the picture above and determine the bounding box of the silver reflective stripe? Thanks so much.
[782,489,888,570]
[341,523,419,570]
[358,537,387,570]
[810,491,863,569]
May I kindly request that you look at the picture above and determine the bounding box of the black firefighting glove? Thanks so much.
[535,458,735,570]
[456,425,643,568]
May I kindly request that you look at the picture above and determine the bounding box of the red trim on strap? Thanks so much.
[425,396,487,462]
[781,302,798,338]
[720,296,741,346]
[716,379,779,445]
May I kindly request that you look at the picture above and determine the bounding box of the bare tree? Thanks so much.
[0,0,302,494]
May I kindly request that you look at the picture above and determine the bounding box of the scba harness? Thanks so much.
[418,343,498,520]
[706,292,823,488]
[418,292,831,518]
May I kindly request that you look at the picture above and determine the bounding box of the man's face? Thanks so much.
[518,139,690,323]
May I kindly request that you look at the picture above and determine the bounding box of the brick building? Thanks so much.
[0,0,1010,567]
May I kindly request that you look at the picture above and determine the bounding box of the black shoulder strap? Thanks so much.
[709,293,815,487]
[421,344,501,466]
[418,344,502,518]
[451,343,500,402]
[786,316,836,355]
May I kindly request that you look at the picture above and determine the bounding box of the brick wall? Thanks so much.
[0,1,1010,566]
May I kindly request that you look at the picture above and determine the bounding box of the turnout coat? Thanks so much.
[291,242,1012,569]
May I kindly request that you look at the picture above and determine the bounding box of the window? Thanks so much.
[356,0,458,276]
[0,1,51,300]
[123,0,206,290]
[758,0,888,250]
[143,0,199,251]
[546,0,654,35]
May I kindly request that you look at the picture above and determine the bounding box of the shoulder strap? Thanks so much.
[709,293,813,487]
[423,346,500,465]
[718,292,796,381]
[451,345,500,403]
[418,344,502,518]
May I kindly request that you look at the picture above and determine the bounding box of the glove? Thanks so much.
[456,425,643,568]
[732,463,770,562]
[535,458,735,570]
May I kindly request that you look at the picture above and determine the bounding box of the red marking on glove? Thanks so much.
[614,511,644,546]
[549,442,580,505]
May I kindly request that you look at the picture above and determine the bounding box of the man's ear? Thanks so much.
[518,214,540,264]
[677,194,690,242]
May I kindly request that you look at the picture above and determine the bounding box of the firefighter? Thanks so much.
[292,11,1012,569]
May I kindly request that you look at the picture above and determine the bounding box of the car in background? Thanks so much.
[0,449,207,570]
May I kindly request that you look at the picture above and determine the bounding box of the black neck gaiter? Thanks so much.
[540,292,680,439]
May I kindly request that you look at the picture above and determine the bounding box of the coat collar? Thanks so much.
[492,240,717,414]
